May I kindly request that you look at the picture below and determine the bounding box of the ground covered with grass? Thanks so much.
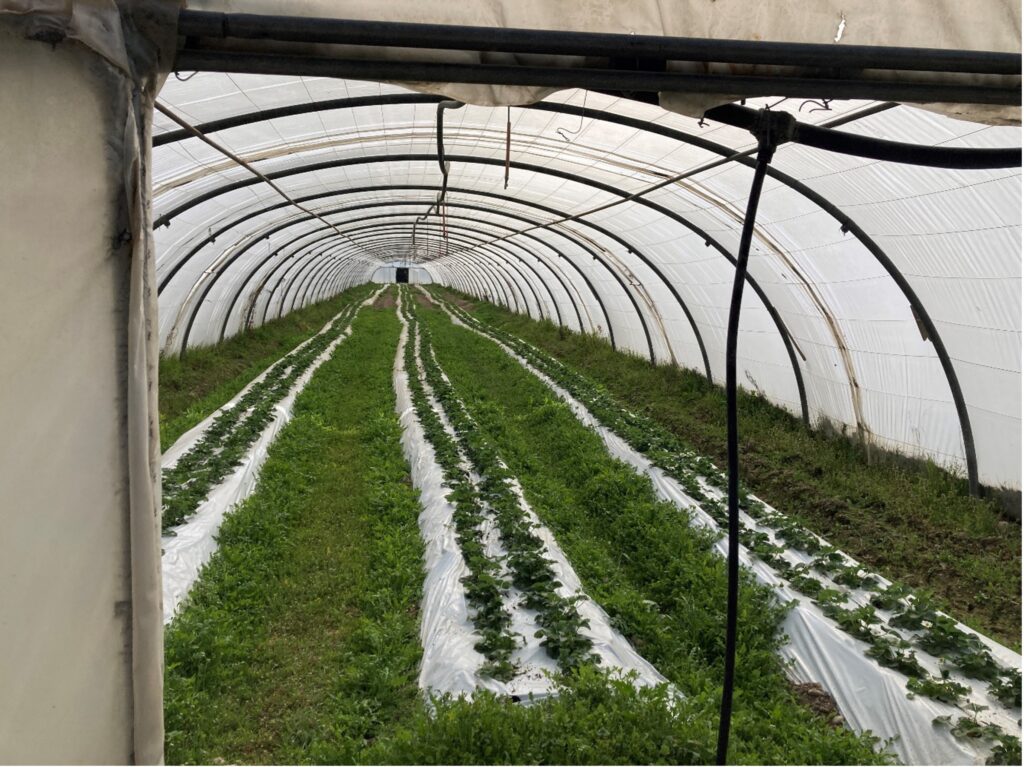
[164,297,887,765]
[164,304,424,763]
[413,300,887,765]
[159,284,375,451]
[435,288,1021,650]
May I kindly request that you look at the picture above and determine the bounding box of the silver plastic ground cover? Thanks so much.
[431,293,1021,766]
[393,295,667,700]
[161,288,383,624]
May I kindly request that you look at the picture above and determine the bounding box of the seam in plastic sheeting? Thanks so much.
[431,292,1022,765]
[393,294,667,700]
[161,287,383,623]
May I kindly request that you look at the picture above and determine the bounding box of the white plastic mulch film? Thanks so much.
[393,293,668,700]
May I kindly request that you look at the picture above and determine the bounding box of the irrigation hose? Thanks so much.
[717,110,786,765]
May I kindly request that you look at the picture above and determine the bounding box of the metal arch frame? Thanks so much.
[307,253,382,309]
[392,227,533,316]
[175,219,380,354]
[150,93,977,441]
[300,257,370,314]
[284,244,372,316]
[292,223,540,317]
[299,258,370,314]
[164,191,633,364]
[392,219,565,325]
[253,234,359,330]
[155,153,790,397]
[323,219,559,322]
[275,228,521,318]
[156,183,646,359]
[158,184,713,378]
[253,238,358,330]
[164,187,618,352]
[254,202,587,331]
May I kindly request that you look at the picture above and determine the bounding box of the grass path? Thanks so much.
[436,289,1021,649]
[159,284,375,451]
[164,298,885,765]
[164,304,424,763]
[416,301,886,765]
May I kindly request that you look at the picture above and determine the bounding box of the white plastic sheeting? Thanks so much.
[153,71,1021,489]
[434,295,1022,766]
[1,2,177,762]
[394,296,667,699]
[162,288,381,623]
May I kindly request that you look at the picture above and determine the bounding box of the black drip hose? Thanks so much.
[705,104,1022,170]
[415,100,466,261]
[716,109,787,765]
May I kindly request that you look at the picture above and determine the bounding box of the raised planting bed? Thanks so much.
[435,287,1021,652]
[427,288,1021,765]
[159,283,377,450]
[163,294,884,765]
[396,291,664,696]
[160,287,382,622]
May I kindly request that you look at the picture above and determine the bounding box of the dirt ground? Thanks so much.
[374,290,397,309]
[414,292,434,309]
[790,682,844,728]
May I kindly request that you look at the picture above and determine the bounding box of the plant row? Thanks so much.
[400,289,598,680]
[161,286,374,532]
[429,288,1021,762]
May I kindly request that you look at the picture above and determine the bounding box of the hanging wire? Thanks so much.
[555,90,588,141]
[173,70,198,82]
[799,98,834,114]
[504,106,512,189]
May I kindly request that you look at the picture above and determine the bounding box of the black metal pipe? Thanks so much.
[174,49,1021,107]
[239,233,346,336]
[278,252,363,326]
[301,253,372,312]
[287,247,357,316]
[249,237,345,333]
[309,259,373,308]
[304,258,357,308]
[153,93,445,146]
[706,103,1022,168]
[176,10,1021,76]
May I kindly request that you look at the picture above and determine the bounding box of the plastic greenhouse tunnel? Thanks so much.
[0,1,1021,765]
